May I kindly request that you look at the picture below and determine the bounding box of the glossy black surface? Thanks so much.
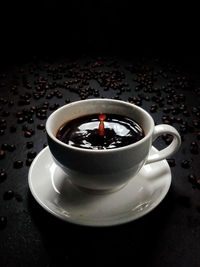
[0,55,200,267]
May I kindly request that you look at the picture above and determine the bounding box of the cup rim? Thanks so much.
[46,99,154,153]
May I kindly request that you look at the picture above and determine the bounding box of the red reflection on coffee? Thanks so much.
[98,114,106,136]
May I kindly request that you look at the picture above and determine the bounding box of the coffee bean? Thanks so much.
[188,173,196,184]
[172,108,180,115]
[162,133,169,140]
[26,158,33,166]
[13,160,23,168]
[163,107,170,113]
[183,110,190,117]
[165,137,173,145]
[43,101,49,107]
[193,120,199,127]
[176,117,183,123]
[169,116,175,123]
[27,151,36,159]
[180,124,187,134]
[0,150,5,159]
[65,98,71,104]
[17,117,24,123]
[57,93,63,98]
[192,107,198,114]
[24,130,34,137]
[37,123,45,130]
[42,105,48,110]
[167,159,175,167]
[3,190,14,200]
[36,112,47,120]
[190,141,199,154]
[0,121,7,130]
[181,160,190,169]
[28,118,34,123]
[150,104,157,113]
[49,103,60,111]
[31,106,37,112]
[0,216,7,229]
[26,141,34,149]
[0,169,7,183]
[1,143,8,150]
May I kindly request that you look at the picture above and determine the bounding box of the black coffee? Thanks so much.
[56,114,145,150]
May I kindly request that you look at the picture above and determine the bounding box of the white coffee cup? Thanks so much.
[46,99,181,193]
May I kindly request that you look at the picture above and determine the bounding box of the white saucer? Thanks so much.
[28,146,171,227]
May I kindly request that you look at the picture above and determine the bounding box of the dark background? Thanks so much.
[1,2,200,267]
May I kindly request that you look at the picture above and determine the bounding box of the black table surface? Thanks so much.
[0,55,200,267]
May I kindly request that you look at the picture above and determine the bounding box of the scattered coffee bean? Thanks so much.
[17,117,24,123]
[8,144,16,152]
[1,143,8,150]
[176,117,183,123]
[181,160,190,169]
[190,141,199,154]
[188,173,196,184]
[8,100,14,106]
[24,130,34,137]
[26,158,33,166]
[37,123,45,130]
[26,141,34,149]
[150,104,157,113]
[0,169,7,183]
[0,216,7,229]
[3,190,14,200]
[180,124,187,134]
[196,178,200,187]
[0,150,5,159]
[13,160,23,168]
[65,98,71,104]
[193,120,199,127]
[165,136,173,145]
[167,159,175,167]
[0,131,6,137]
[28,118,34,123]
[27,151,37,159]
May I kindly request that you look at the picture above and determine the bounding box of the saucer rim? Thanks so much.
[28,146,171,227]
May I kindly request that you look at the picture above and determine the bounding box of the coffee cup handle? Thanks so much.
[145,124,181,164]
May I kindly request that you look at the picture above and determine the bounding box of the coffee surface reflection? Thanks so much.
[56,114,145,150]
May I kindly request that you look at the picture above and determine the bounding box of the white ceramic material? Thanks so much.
[28,146,172,227]
[46,99,181,192]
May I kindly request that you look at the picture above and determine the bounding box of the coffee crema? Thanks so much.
[56,114,145,150]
